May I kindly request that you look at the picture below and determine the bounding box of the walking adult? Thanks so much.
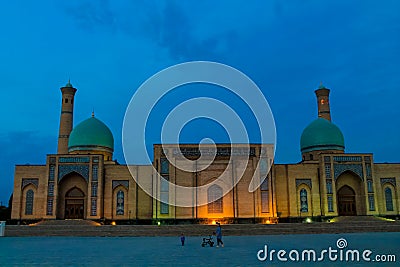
[215,222,224,247]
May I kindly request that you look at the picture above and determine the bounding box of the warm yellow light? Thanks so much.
[211,220,216,225]
[380,217,395,222]
[157,221,161,226]
[265,220,271,224]
[111,221,116,226]
[305,218,312,223]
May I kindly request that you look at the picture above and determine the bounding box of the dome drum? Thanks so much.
[68,145,114,156]
[301,144,345,154]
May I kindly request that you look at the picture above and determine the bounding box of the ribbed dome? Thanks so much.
[300,118,344,153]
[68,116,114,153]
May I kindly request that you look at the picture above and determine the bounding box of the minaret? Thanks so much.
[57,80,77,154]
[315,83,331,121]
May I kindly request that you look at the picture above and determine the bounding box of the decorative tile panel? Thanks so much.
[49,165,55,181]
[91,198,97,216]
[333,164,363,180]
[327,195,334,212]
[173,147,256,157]
[58,164,89,182]
[91,182,98,197]
[22,178,38,189]
[46,197,53,215]
[58,157,90,163]
[92,165,98,181]
[48,182,54,196]
[325,164,331,178]
[333,156,362,162]
[296,179,312,189]
[25,190,34,215]
[112,180,129,190]
[380,178,396,187]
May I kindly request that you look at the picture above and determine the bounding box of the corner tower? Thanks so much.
[57,80,77,154]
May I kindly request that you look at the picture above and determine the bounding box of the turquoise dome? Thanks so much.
[300,118,344,153]
[68,116,114,152]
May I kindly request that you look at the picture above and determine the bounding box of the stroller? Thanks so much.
[201,235,215,247]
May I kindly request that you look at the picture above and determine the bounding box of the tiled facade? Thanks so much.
[10,83,400,222]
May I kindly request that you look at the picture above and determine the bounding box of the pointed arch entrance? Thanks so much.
[57,172,88,219]
[335,170,366,216]
[337,185,356,216]
[65,187,85,219]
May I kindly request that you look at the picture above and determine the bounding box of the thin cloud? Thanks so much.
[61,0,235,61]
[62,0,116,32]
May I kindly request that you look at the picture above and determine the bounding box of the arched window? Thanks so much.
[385,187,394,211]
[208,185,223,213]
[300,188,308,213]
[25,189,34,215]
[116,190,124,215]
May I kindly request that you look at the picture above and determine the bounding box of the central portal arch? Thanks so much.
[57,172,88,219]
[335,170,366,216]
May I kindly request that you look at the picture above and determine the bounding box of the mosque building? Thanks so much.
[11,82,400,223]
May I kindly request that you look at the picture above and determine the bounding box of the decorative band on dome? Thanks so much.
[301,144,345,153]
[68,145,114,153]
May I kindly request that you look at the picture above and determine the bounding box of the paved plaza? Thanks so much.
[0,233,398,266]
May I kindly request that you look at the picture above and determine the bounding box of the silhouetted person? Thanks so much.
[215,222,224,247]
[180,233,185,246]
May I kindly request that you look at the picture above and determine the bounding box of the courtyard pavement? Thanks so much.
[0,232,398,266]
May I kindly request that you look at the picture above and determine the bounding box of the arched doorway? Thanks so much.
[65,187,85,219]
[335,170,366,215]
[337,185,356,216]
[57,172,88,219]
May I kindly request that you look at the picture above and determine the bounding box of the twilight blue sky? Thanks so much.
[0,0,399,205]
